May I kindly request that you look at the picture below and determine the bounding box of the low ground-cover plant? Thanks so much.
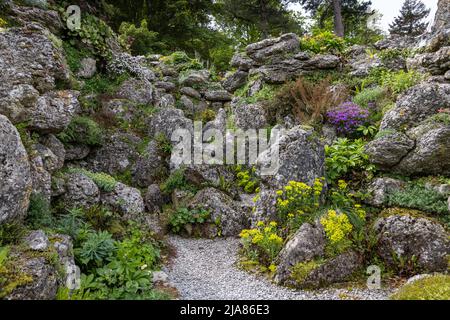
[386,182,449,223]
[391,274,450,300]
[66,168,118,192]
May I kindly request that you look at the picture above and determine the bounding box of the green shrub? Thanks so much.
[62,13,113,57]
[160,168,195,194]
[379,70,424,94]
[325,138,376,182]
[75,231,116,271]
[162,51,203,71]
[391,275,450,300]
[209,45,234,73]
[26,193,54,229]
[55,208,90,243]
[378,48,412,64]
[169,207,210,234]
[235,165,260,194]
[58,116,103,146]
[353,87,386,109]
[118,19,160,56]
[300,31,347,54]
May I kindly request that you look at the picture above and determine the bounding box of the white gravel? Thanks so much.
[167,236,392,300]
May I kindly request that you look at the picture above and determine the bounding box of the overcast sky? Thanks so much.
[290,0,438,31]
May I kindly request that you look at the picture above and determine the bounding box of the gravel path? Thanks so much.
[167,236,391,300]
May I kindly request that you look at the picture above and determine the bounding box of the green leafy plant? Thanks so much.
[353,87,386,109]
[169,207,210,234]
[58,116,103,146]
[325,138,375,182]
[160,168,196,194]
[118,19,160,55]
[75,231,116,270]
[379,70,424,95]
[300,31,347,54]
[235,165,260,194]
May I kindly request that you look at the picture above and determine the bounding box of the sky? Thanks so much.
[289,0,439,31]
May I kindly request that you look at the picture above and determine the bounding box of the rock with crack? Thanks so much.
[222,70,248,92]
[189,188,252,237]
[380,83,450,131]
[374,214,449,272]
[101,182,145,217]
[62,172,100,209]
[275,222,326,285]
[365,131,415,169]
[0,115,32,225]
[0,27,71,124]
[85,131,142,176]
[253,126,325,222]
[365,177,406,207]
[246,33,300,63]
[132,140,168,188]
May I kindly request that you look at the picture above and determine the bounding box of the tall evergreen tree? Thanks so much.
[389,0,430,36]
[215,0,305,42]
[300,0,373,38]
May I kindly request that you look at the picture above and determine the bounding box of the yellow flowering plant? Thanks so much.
[276,178,325,230]
[239,221,284,266]
[320,209,353,255]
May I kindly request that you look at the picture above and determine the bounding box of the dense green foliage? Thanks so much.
[391,275,450,300]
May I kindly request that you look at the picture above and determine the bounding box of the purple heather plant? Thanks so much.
[326,102,369,135]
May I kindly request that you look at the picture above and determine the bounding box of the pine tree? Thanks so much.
[389,0,430,36]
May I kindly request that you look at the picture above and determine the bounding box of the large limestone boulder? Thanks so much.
[101,182,145,217]
[132,140,168,188]
[62,172,100,209]
[275,223,326,284]
[0,27,71,124]
[380,83,450,131]
[189,188,252,237]
[246,33,300,63]
[116,78,154,105]
[232,101,267,130]
[365,132,415,169]
[374,214,449,272]
[407,46,450,76]
[0,115,32,224]
[85,131,142,176]
[253,126,325,222]
[148,108,193,140]
[222,70,248,92]
[28,90,79,133]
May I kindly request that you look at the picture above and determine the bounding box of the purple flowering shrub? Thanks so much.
[326,102,369,135]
